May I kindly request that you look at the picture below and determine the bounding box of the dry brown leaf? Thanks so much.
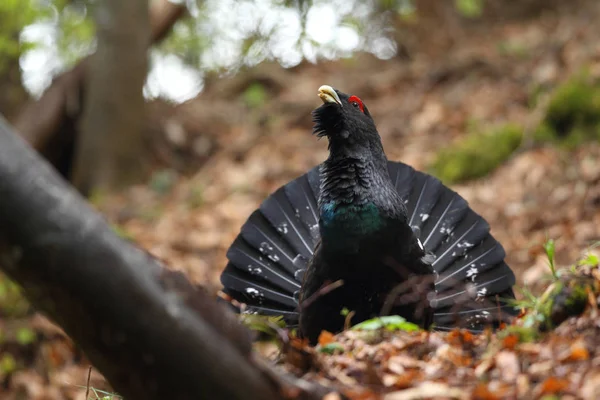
[581,371,600,400]
[565,342,590,362]
[495,351,520,382]
[384,382,467,400]
[538,377,569,396]
[471,383,500,400]
[502,334,519,350]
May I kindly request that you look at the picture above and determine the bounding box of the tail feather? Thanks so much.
[220,265,297,307]
[239,211,299,276]
[260,187,315,259]
[282,167,321,245]
[226,237,300,292]
[434,264,514,308]
[435,236,506,292]
[221,168,322,322]
[430,210,490,274]
[388,162,416,200]
[221,161,517,331]
[420,191,469,251]
[221,288,299,321]
[406,173,444,230]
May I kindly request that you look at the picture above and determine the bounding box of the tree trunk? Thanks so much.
[71,0,150,195]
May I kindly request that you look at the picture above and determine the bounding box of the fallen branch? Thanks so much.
[0,115,279,399]
[0,116,339,399]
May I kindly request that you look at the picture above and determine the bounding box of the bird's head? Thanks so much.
[312,85,380,154]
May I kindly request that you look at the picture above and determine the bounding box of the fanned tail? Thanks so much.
[220,166,321,325]
[221,161,517,331]
[387,162,517,330]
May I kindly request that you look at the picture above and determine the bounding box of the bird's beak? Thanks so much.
[318,85,343,107]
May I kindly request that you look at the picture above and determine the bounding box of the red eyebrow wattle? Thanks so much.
[348,95,364,112]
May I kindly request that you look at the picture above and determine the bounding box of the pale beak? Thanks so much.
[318,85,343,107]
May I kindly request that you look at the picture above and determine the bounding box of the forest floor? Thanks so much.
[2,2,600,399]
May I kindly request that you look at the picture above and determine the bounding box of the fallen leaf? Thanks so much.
[384,382,467,400]
[538,377,569,396]
[495,351,520,382]
[565,342,589,362]
[318,331,335,346]
[471,383,499,400]
[502,334,519,350]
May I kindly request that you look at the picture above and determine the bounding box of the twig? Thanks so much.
[299,280,344,311]
[85,366,92,400]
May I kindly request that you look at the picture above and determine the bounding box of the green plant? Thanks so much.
[319,342,345,354]
[543,238,558,280]
[351,315,420,332]
[15,327,36,345]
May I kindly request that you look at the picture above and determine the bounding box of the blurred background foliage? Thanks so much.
[3,0,490,102]
[1,0,598,184]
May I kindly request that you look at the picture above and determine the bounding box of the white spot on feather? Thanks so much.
[476,287,487,299]
[247,265,263,276]
[245,288,263,298]
[466,266,478,281]
[277,222,288,235]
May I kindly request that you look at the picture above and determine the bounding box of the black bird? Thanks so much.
[220,85,516,343]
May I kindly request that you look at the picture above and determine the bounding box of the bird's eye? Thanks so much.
[347,95,364,113]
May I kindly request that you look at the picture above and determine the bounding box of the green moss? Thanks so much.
[0,275,30,318]
[429,124,523,184]
[0,354,16,375]
[455,0,484,18]
[243,83,267,109]
[535,75,600,147]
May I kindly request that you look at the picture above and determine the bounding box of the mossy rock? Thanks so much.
[535,75,600,147]
[429,124,523,184]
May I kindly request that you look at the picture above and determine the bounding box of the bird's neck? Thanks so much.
[318,143,395,209]
[317,152,405,253]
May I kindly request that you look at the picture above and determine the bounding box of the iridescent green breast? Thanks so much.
[320,201,387,252]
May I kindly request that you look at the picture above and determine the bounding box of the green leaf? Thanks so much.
[351,316,420,332]
[319,343,344,354]
[16,327,36,345]
[240,314,286,337]
[543,238,558,280]
[578,253,599,267]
